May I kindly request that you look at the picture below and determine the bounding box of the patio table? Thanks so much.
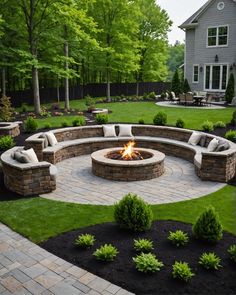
[193,95,204,106]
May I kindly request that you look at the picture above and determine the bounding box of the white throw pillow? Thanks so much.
[103,125,117,137]
[188,132,202,146]
[21,148,39,163]
[118,125,133,137]
[207,138,219,152]
[45,131,58,146]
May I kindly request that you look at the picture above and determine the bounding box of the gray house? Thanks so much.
[180,0,236,95]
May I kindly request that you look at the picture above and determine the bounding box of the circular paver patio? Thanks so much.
[41,155,225,205]
[155,101,225,109]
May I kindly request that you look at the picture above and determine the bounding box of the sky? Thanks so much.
[156,0,207,44]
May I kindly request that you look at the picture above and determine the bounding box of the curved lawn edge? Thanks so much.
[0,185,235,243]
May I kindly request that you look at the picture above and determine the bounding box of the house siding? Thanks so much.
[185,0,236,94]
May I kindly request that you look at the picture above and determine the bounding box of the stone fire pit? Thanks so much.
[91,147,165,181]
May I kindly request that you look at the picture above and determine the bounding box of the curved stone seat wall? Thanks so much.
[25,125,236,183]
[0,122,20,137]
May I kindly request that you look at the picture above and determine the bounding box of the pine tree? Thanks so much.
[192,206,223,243]
[182,78,191,93]
[0,95,14,122]
[225,73,235,104]
[171,69,181,96]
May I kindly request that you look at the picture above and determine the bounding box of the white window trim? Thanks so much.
[206,25,229,48]
[192,64,199,83]
[203,63,229,92]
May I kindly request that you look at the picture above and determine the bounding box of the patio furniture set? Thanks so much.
[170,91,212,106]
[1,125,236,196]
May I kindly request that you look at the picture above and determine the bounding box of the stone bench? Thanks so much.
[0,147,57,196]
[0,122,20,137]
[25,125,236,183]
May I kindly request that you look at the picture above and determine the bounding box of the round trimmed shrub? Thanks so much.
[0,135,15,151]
[153,112,167,126]
[202,121,214,132]
[225,130,236,142]
[138,119,145,124]
[192,206,223,243]
[95,114,108,124]
[114,193,153,232]
[24,116,38,133]
[175,118,185,128]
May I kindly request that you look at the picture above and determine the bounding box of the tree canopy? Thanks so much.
[0,0,172,111]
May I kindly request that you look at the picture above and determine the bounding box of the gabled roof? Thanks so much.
[179,0,236,29]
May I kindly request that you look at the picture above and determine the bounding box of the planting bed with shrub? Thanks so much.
[41,196,236,295]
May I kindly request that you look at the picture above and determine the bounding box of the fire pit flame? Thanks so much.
[120,141,143,160]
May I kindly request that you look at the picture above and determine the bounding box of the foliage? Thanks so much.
[95,114,108,124]
[93,244,118,261]
[167,42,184,81]
[172,261,194,282]
[153,111,167,126]
[75,234,95,248]
[199,252,222,270]
[72,116,86,127]
[148,92,156,99]
[228,245,236,263]
[225,130,236,142]
[44,123,52,129]
[114,193,153,232]
[24,116,38,133]
[175,118,185,128]
[61,120,69,127]
[202,121,214,132]
[192,206,223,243]
[21,103,29,113]
[225,73,235,104]
[133,253,163,273]
[0,135,15,151]
[168,230,189,247]
[85,96,95,111]
[138,119,145,124]
[133,238,154,253]
[231,110,236,126]
[213,121,226,128]
[182,79,191,93]
[171,70,181,96]
[0,95,14,122]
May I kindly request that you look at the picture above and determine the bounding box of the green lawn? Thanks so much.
[0,185,235,243]
[33,100,234,130]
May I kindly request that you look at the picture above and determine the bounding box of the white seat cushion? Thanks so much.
[21,148,39,163]
[103,125,117,137]
[45,131,58,146]
[207,138,219,152]
[188,132,202,146]
[118,125,133,137]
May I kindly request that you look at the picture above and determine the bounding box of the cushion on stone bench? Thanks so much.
[50,164,58,180]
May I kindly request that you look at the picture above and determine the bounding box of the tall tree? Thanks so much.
[136,0,171,94]
[88,0,140,101]
[167,41,184,81]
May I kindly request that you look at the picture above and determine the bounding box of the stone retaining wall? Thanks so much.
[0,122,20,137]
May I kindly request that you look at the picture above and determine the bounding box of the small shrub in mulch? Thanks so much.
[41,220,236,295]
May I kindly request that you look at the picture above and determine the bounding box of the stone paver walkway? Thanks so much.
[41,155,225,205]
[0,223,133,295]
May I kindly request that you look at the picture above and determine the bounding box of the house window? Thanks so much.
[204,64,228,91]
[207,26,228,47]
[193,65,199,83]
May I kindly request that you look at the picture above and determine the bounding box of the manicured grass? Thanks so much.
[0,185,235,243]
[33,100,234,130]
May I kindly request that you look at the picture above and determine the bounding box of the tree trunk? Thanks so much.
[64,26,70,110]
[32,66,41,114]
[106,68,111,101]
[57,77,60,103]
[136,81,139,97]
[2,68,6,96]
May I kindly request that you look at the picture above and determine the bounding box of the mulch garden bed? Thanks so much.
[41,220,236,295]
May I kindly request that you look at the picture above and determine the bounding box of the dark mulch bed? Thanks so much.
[41,220,236,295]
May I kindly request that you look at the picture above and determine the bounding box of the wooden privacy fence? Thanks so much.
[6,82,170,107]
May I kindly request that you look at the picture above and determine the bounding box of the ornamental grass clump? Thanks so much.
[133,253,164,273]
[192,206,223,243]
[228,245,236,263]
[95,114,109,124]
[74,234,95,248]
[72,116,86,126]
[202,121,214,132]
[168,230,189,247]
[0,135,15,151]
[134,238,154,253]
[114,193,153,232]
[213,121,226,128]
[172,261,194,282]
[225,130,236,142]
[199,252,222,270]
[93,244,118,261]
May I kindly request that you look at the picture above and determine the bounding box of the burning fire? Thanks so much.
[120,141,143,160]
